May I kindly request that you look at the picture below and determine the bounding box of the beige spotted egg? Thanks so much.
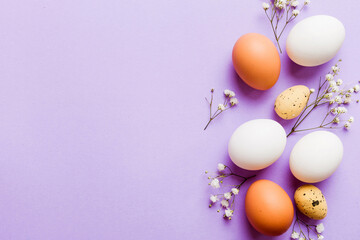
[274,85,310,120]
[294,185,327,220]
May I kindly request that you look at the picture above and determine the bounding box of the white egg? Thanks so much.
[286,15,345,67]
[290,131,343,183]
[228,119,287,170]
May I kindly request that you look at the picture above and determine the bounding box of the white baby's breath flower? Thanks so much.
[348,88,355,93]
[334,117,340,124]
[291,231,300,239]
[231,188,239,195]
[330,108,337,114]
[332,66,339,73]
[228,91,235,98]
[304,0,310,5]
[221,199,229,208]
[331,86,339,93]
[349,116,354,123]
[210,194,219,203]
[344,122,351,130]
[354,84,360,92]
[310,88,315,93]
[275,1,285,9]
[217,163,226,171]
[334,96,342,104]
[292,9,299,16]
[336,79,343,86]
[329,80,336,87]
[325,74,334,81]
[291,1,299,7]
[262,2,270,10]
[224,209,233,218]
[329,99,335,105]
[218,104,225,111]
[337,106,347,113]
[317,235,324,240]
[343,97,351,104]
[324,93,332,99]
[299,237,305,240]
[230,97,239,106]
[223,89,231,96]
[211,178,220,189]
[224,192,231,200]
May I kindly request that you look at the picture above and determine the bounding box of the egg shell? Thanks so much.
[290,131,343,183]
[228,119,286,170]
[286,15,345,67]
[274,85,310,120]
[232,33,281,90]
[245,180,294,236]
[294,185,327,220]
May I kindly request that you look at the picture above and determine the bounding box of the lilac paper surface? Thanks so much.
[0,0,359,239]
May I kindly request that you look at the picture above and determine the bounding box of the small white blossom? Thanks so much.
[336,79,343,86]
[325,74,334,81]
[354,84,360,92]
[334,96,342,104]
[221,199,229,208]
[262,2,270,10]
[224,192,232,200]
[331,86,339,93]
[344,122,351,130]
[299,237,305,240]
[210,195,219,203]
[230,97,239,106]
[332,66,339,73]
[304,0,310,5]
[349,116,354,123]
[310,88,315,93]
[291,231,300,239]
[324,93,332,99]
[275,0,285,9]
[211,178,220,189]
[291,1,299,7]
[337,107,347,113]
[223,89,231,96]
[334,117,340,124]
[231,188,239,195]
[224,209,233,218]
[218,104,225,111]
[330,108,337,114]
[229,91,235,98]
[329,80,336,87]
[217,163,226,171]
[292,9,299,16]
[348,88,355,93]
[318,235,324,240]
[343,97,351,104]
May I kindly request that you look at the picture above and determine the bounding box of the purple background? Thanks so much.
[0,0,359,239]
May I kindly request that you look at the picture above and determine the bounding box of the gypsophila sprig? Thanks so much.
[204,89,239,130]
[262,0,309,53]
[205,164,255,220]
[287,60,359,137]
[290,211,325,240]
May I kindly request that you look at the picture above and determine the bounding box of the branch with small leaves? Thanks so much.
[204,89,239,130]
[205,163,256,220]
[262,0,310,53]
[287,60,359,137]
[290,211,325,240]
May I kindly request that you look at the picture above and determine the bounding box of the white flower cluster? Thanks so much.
[204,89,239,130]
[291,223,324,240]
[322,63,360,130]
[206,163,254,220]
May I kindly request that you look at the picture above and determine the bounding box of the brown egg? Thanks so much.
[245,180,294,236]
[274,85,310,120]
[232,33,281,90]
[294,185,327,220]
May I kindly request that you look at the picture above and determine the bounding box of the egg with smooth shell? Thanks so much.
[228,119,286,170]
[286,15,345,67]
[232,33,281,90]
[294,185,327,220]
[245,180,294,236]
[290,131,343,183]
[274,85,310,120]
